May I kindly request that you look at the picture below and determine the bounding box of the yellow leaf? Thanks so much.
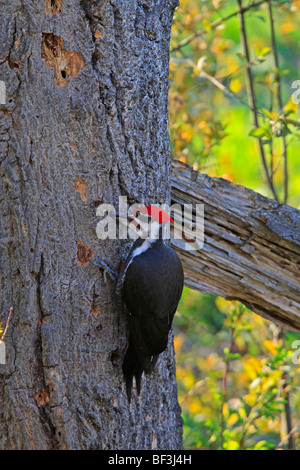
[239,407,247,419]
[280,22,295,34]
[284,97,298,114]
[228,413,239,427]
[189,399,202,414]
[229,78,242,94]
[184,371,195,390]
[180,130,193,142]
[220,173,234,182]
[202,18,211,31]
[243,394,257,406]
[174,333,185,353]
[197,120,207,129]
[204,353,218,370]
[222,402,229,418]
[243,356,262,380]
[263,340,277,355]
[225,440,239,450]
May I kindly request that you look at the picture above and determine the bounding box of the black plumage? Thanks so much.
[90,207,184,402]
[121,237,184,401]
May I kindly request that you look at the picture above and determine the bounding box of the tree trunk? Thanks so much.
[0,0,182,450]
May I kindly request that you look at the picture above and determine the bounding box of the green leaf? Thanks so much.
[249,127,268,138]
[262,108,273,120]
[201,19,211,31]
[282,118,300,127]
[253,440,268,450]
[260,47,271,57]
[227,352,242,360]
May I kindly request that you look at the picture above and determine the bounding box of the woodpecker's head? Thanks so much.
[128,206,174,240]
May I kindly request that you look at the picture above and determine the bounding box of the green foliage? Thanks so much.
[170,0,300,449]
[174,296,300,449]
[170,0,300,206]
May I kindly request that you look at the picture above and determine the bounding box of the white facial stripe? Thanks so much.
[126,239,154,272]
[132,239,154,259]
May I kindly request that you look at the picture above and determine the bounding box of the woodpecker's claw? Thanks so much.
[90,256,117,281]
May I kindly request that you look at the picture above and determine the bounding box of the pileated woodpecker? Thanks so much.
[91,206,184,401]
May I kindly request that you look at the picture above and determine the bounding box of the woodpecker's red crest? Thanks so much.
[132,206,174,224]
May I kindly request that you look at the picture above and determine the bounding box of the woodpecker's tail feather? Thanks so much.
[122,341,160,402]
[122,341,143,402]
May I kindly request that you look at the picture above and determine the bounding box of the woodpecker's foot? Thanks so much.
[90,256,117,281]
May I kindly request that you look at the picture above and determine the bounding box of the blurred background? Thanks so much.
[169,0,300,449]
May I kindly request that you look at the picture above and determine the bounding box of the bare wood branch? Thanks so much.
[171,159,300,331]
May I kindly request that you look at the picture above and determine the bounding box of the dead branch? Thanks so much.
[171,159,300,330]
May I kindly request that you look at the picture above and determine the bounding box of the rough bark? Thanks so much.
[0,0,182,450]
[171,159,300,331]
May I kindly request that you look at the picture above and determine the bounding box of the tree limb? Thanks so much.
[171,159,300,330]
[170,0,267,53]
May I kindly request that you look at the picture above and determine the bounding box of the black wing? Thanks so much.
[121,244,184,400]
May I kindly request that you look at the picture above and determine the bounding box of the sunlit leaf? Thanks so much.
[249,127,268,138]
[280,22,295,33]
[263,340,278,356]
[225,440,240,450]
[229,78,242,94]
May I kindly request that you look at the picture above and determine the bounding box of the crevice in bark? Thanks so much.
[34,254,58,449]
[0,16,20,69]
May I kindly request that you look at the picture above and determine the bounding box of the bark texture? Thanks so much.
[171,160,300,331]
[0,0,182,450]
